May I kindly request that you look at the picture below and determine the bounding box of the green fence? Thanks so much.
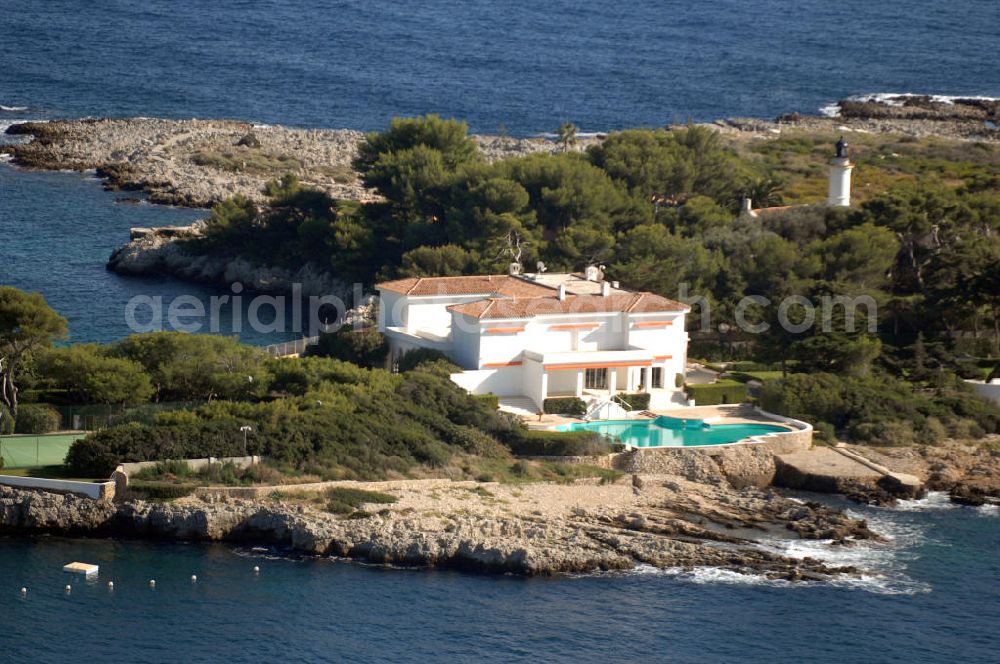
[0,433,85,469]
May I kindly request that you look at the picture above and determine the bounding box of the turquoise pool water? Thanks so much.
[558,415,789,448]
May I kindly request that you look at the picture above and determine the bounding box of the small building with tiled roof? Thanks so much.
[376,266,691,414]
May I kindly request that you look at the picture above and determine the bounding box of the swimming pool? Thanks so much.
[557,415,790,448]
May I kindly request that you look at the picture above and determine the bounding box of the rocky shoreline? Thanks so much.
[3,96,996,209]
[106,225,352,298]
[2,117,596,208]
[1,437,994,578]
[0,472,874,579]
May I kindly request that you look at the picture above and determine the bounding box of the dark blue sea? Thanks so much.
[1,1,998,660]
[0,495,997,663]
[3,0,999,344]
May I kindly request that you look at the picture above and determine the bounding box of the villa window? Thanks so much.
[585,368,608,390]
[651,367,663,389]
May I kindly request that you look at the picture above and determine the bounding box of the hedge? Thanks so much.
[473,393,499,410]
[543,397,586,416]
[14,404,62,434]
[617,393,650,411]
[66,422,248,477]
[685,380,748,405]
[505,428,618,456]
[129,481,197,501]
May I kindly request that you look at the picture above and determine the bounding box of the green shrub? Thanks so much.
[505,428,617,456]
[13,404,62,434]
[325,487,397,514]
[617,393,650,411]
[441,423,510,458]
[66,422,246,477]
[129,481,197,501]
[133,459,195,480]
[473,393,499,410]
[949,418,986,440]
[812,421,837,443]
[543,397,586,416]
[307,327,389,368]
[850,420,916,447]
[916,416,948,444]
[397,348,456,373]
[685,380,748,405]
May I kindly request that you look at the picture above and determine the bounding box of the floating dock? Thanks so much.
[62,562,99,577]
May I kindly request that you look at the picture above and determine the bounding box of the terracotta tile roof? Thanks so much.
[376,275,555,297]
[447,292,689,320]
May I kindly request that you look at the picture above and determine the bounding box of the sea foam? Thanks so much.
[821,92,1000,117]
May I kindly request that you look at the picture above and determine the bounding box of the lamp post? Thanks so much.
[240,425,253,457]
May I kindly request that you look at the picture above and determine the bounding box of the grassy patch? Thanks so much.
[128,480,197,501]
[324,487,397,515]
[462,457,622,485]
[131,460,311,487]
[191,148,301,174]
[726,370,785,383]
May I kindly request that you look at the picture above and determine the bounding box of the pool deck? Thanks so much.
[527,404,794,431]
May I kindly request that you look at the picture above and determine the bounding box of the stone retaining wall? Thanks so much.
[121,455,262,475]
[523,454,619,469]
[0,474,115,501]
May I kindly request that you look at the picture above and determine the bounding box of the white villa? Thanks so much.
[376,266,691,416]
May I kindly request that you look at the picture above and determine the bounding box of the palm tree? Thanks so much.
[555,122,578,152]
[743,175,785,208]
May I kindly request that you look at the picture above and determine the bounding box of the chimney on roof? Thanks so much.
[508,262,522,276]
[558,284,566,301]
[741,197,753,214]
[611,280,619,289]
[584,265,599,282]
[601,281,610,297]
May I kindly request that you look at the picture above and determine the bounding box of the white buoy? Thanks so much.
[191,574,197,583]
[20,587,27,595]
[108,581,114,590]
[253,566,260,574]
[149,579,156,588]
[65,585,72,593]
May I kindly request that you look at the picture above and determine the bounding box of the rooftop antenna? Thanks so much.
[498,231,527,275]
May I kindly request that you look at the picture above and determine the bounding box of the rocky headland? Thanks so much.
[5,96,996,294]
[5,96,995,210]
[2,117,596,208]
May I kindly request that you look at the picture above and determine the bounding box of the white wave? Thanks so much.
[827,572,931,596]
[534,131,607,139]
[818,102,842,118]
[891,491,957,512]
[821,92,1000,118]
[650,564,929,595]
[845,92,1000,106]
[0,105,28,112]
[976,503,999,517]
[661,566,792,587]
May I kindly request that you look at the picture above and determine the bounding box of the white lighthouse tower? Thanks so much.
[827,136,853,207]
